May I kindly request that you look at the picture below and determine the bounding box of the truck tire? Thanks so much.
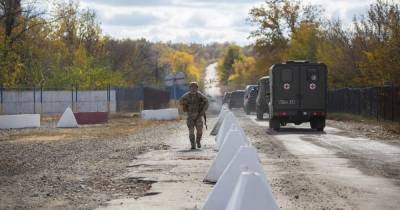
[311,118,325,131]
[269,118,280,131]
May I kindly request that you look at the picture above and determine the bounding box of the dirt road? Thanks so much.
[240,110,400,209]
[1,110,399,209]
[94,109,400,210]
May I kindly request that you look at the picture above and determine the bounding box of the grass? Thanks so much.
[328,113,400,135]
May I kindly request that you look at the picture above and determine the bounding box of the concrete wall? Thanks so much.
[0,90,116,114]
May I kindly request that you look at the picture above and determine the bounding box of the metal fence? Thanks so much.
[115,86,170,112]
[328,86,400,122]
[0,86,114,114]
[0,85,176,114]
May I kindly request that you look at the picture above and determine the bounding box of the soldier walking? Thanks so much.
[179,82,209,150]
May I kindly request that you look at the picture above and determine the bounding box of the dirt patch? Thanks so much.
[328,113,400,142]
[0,116,170,143]
[0,116,180,210]
[236,112,354,209]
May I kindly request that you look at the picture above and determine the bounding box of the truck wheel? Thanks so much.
[311,118,325,131]
[269,118,280,131]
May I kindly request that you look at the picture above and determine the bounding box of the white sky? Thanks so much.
[76,0,378,45]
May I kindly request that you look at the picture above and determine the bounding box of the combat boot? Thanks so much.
[196,135,202,148]
[190,134,196,150]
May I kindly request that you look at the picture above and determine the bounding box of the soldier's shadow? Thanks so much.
[177,149,201,153]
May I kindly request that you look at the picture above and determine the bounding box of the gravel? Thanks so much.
[0,119,179,210]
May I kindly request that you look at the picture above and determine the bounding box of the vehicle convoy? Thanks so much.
[222,92,231,104]
[228,90,245,109]
[256,76,270,119]
[269,61,327,131]
[243,85,258,115]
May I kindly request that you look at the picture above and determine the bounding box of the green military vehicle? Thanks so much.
[256,76,270,120]
[269,61,327,131]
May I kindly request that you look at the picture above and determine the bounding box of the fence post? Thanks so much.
[0,85,3,114]
[40,86,43,114]
[75,85,78,112]
[33,87,36,114]
[392,83,395,121]
[71,85,74,112]
[376,87,379,122]
[107,84,111,113]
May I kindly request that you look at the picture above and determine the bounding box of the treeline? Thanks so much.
[0,0,225,89]
[218,0,400,90]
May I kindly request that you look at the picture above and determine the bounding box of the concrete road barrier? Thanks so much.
[74,112,108,125]
[204,127,249,182]
[226,171,279,210]
[57,107,78,128]
[0,114,40,129]
[203,146,267,210]
[141,108,179,120]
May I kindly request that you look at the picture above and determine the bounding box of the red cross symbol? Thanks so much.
[283,83,290,90]
[310,83,317,90]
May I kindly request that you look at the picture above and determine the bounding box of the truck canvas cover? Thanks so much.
[270,62,327,113]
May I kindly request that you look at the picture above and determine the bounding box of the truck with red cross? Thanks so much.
[268,61,328,131]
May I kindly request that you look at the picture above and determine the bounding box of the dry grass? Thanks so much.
[328,113,400,135]
[0,113,178,142]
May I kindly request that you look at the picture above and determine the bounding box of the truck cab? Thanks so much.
[256,76,270,119]
[269,61,327,131]
[243,85,258,115]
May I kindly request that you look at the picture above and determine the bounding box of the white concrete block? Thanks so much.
[0,114,40,129]
[210,109,229,135]
[141,108,179,120]
[215,112,237,144]
[217,124,248,150]
[203,146,266,210]
[225,171,279,210]
[204,127,249,182]
[57,107,78,128]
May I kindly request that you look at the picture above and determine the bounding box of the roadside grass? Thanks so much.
[328,113,400,135]
[0,113,178,142]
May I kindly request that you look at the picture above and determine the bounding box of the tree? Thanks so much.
[355,0,400,86]
[165,50,201,82]
[284,22,320,61]
[229,56,261,89]
[217,45,243,86]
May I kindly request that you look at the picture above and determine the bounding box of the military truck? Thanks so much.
[243,85,258,115]
[269,61,327,131]
[256,76,270,120]
[228,90,245,109]
[222,92,231,104]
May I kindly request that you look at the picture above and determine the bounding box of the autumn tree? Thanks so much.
[229,56,261,89]
[217,45,243,86]
[165,50,202,82]
[355,0,400,86]
[0,0,44,87]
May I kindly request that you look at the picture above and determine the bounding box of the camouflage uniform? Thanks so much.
[179,91,209,149]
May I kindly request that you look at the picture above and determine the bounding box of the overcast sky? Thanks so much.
[77,0,377,45]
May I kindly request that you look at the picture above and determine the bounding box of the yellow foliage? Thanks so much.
[165,51,202,82]
[228,56,262,89]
